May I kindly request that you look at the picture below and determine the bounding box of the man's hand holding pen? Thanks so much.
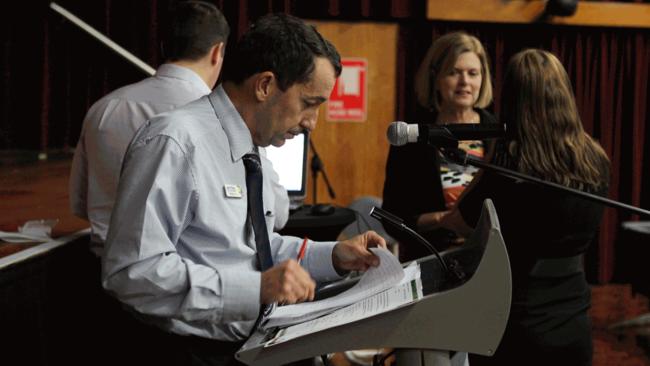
[260,237,313,305]
[260,232,386,305]
[260,258,316,305]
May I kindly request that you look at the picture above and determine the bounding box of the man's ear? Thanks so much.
[254,71,276,102]
[210,42,225,65]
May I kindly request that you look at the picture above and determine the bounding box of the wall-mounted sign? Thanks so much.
[327,58,367,122]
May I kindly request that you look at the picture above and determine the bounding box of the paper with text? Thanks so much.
[262,247,403,329]
[264,262,422,347]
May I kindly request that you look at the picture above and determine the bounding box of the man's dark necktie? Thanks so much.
[243,153,274,271]
[243,153,275,333]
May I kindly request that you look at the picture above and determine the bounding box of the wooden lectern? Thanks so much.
[236,199,511,365]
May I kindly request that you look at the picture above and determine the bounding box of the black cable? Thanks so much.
[369,206,450,274]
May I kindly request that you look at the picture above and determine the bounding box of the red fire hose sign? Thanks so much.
[327,58,367,122]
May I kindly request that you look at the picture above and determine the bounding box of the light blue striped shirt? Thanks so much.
[102,85,340,340]
[69,64,289,255]
[70,64,211,250]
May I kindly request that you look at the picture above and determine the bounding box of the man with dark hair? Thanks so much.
[102,13,385,365]
[221,13,342,91]
[70,1,288,255]
[162,1,230,63]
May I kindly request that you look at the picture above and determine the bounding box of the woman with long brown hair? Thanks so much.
[441,49,610,365]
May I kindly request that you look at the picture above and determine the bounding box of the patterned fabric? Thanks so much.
[439,140,484,208]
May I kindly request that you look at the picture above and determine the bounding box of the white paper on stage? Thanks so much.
[0,219,58,243]
[262,247,404,329]
[264,262,423,347]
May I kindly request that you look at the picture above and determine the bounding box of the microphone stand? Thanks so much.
[441,147,650,218]
[309,139,336,205]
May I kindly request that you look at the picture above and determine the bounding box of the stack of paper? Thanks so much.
[264,262,423,347]
[261,247,405,329]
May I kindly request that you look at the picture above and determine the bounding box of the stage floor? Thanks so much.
[0,155,87,259]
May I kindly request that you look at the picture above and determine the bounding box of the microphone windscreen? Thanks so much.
[387,121,408,146]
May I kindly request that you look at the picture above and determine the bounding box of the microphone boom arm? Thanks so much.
[443,148,650,218]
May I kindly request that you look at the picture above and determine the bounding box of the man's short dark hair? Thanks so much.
[163,1,230,62]
[222,13,341,91]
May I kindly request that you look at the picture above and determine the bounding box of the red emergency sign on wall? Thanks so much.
[327,58,367,122]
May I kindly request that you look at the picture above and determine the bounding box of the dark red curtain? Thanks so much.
[0,0,422,151]
[1,0,648,283]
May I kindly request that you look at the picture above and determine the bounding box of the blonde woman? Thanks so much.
[442,49,610,366]
[383,32,496,261]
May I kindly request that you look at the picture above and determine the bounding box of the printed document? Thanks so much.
[264,262,423,347]
[262,247,403,329]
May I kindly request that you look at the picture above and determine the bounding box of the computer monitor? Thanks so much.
[264,132,309,209]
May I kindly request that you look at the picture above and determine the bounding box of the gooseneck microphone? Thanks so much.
[387,121,505,148]
[369,206,451,275]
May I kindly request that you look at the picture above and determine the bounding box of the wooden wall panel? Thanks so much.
[306,21,397,207]
[426,0,650,28]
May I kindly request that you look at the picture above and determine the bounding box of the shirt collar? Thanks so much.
[208,85,256,162]
[155,63,211,95]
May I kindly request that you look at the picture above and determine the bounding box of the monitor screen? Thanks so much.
[264,132,309,201]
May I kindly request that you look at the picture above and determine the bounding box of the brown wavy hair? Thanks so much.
[501,49,610,190]
[414,31,493,112]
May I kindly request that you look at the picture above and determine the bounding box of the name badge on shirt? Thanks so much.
[223,184,243,198]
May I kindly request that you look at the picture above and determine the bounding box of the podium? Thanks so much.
[237,199,511,365]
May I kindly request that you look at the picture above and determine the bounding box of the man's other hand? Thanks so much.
[332,231,386,274]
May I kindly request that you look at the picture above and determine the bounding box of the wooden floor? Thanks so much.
[1,155,650,365]
[0,154,87,258]
[591,285,650,366]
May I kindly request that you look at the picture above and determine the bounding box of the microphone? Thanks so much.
[369,206,467,281]
[369,206,449,273]
[387,121,505,148]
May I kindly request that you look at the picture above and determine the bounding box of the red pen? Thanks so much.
[297,237,308,264]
